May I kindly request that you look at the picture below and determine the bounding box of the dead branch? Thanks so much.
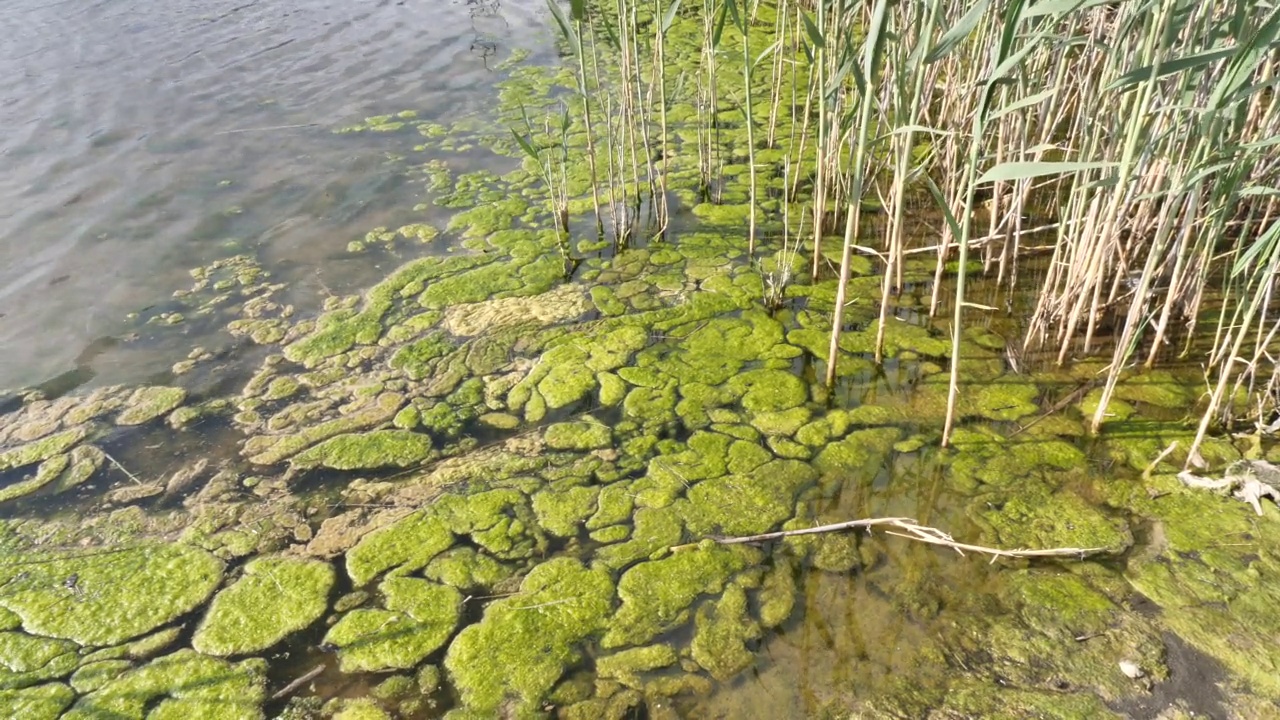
[670,517,1109,561]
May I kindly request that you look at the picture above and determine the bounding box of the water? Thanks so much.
[0,0,546,391]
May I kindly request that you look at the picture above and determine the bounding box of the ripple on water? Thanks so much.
[0,0,549,390]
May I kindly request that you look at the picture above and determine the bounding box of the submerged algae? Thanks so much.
[116,387,187,426]
[0,427,85,473]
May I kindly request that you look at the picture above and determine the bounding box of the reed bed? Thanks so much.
[518,0,1280,459]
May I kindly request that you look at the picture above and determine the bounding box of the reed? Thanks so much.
[530,0,1280,458]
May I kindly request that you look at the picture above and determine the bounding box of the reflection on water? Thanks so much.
[0,0,548,391]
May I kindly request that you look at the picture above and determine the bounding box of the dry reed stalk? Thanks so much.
[671,516,1112,560]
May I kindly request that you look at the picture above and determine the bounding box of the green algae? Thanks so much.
[726,369,809,413]
[282,256,487,366]
[69,660,132,694]
[0,631,78,689]
[244,391,405,465]
[946,427,1089,491]
[388,332,453,380]
[444,557,614,714]
[332,698,391,720]
[1123,489,1280,699]
[62,650,266,720]
[683,460,817,536]
[532,483,600,537]
[757,555,797,628]
[116,386,187,426]
[750,407,812,437]
[690,584,761,681]
[324,578,462,673]
[591,286,627,316]
[0,454,68,504]
[596,645,678,688]
[544,421,612,451]
[0,544,223,646]
[588,483,636,530]
[594,506,685,571]
[423,548,513,590]
[0,683,75,720]
[433,488,547,560]
[192,556,334,656]
[81,627,182,664]
[976,487,1132,553]
[345,511,454,587]
[0,427,85,473]
[813,427,902,476]
[290,430,433,470]
[604,545,748,648]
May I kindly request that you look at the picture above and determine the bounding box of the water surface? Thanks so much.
[0,0,545,390]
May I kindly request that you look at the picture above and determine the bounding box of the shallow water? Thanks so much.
[0,0,546,391]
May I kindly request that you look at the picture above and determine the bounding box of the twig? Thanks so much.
[270,664,325,701]
[101,450,143,485]
[670,517,1109,560]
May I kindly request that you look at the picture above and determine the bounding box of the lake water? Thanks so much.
[0,0,546,391]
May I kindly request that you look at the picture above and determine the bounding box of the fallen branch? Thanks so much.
[671,517,1108,561]
[270,664,325,701]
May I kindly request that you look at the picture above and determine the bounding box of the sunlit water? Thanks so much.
[0,0,547,391]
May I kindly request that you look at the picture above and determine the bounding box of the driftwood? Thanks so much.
[671,517,1108,561]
